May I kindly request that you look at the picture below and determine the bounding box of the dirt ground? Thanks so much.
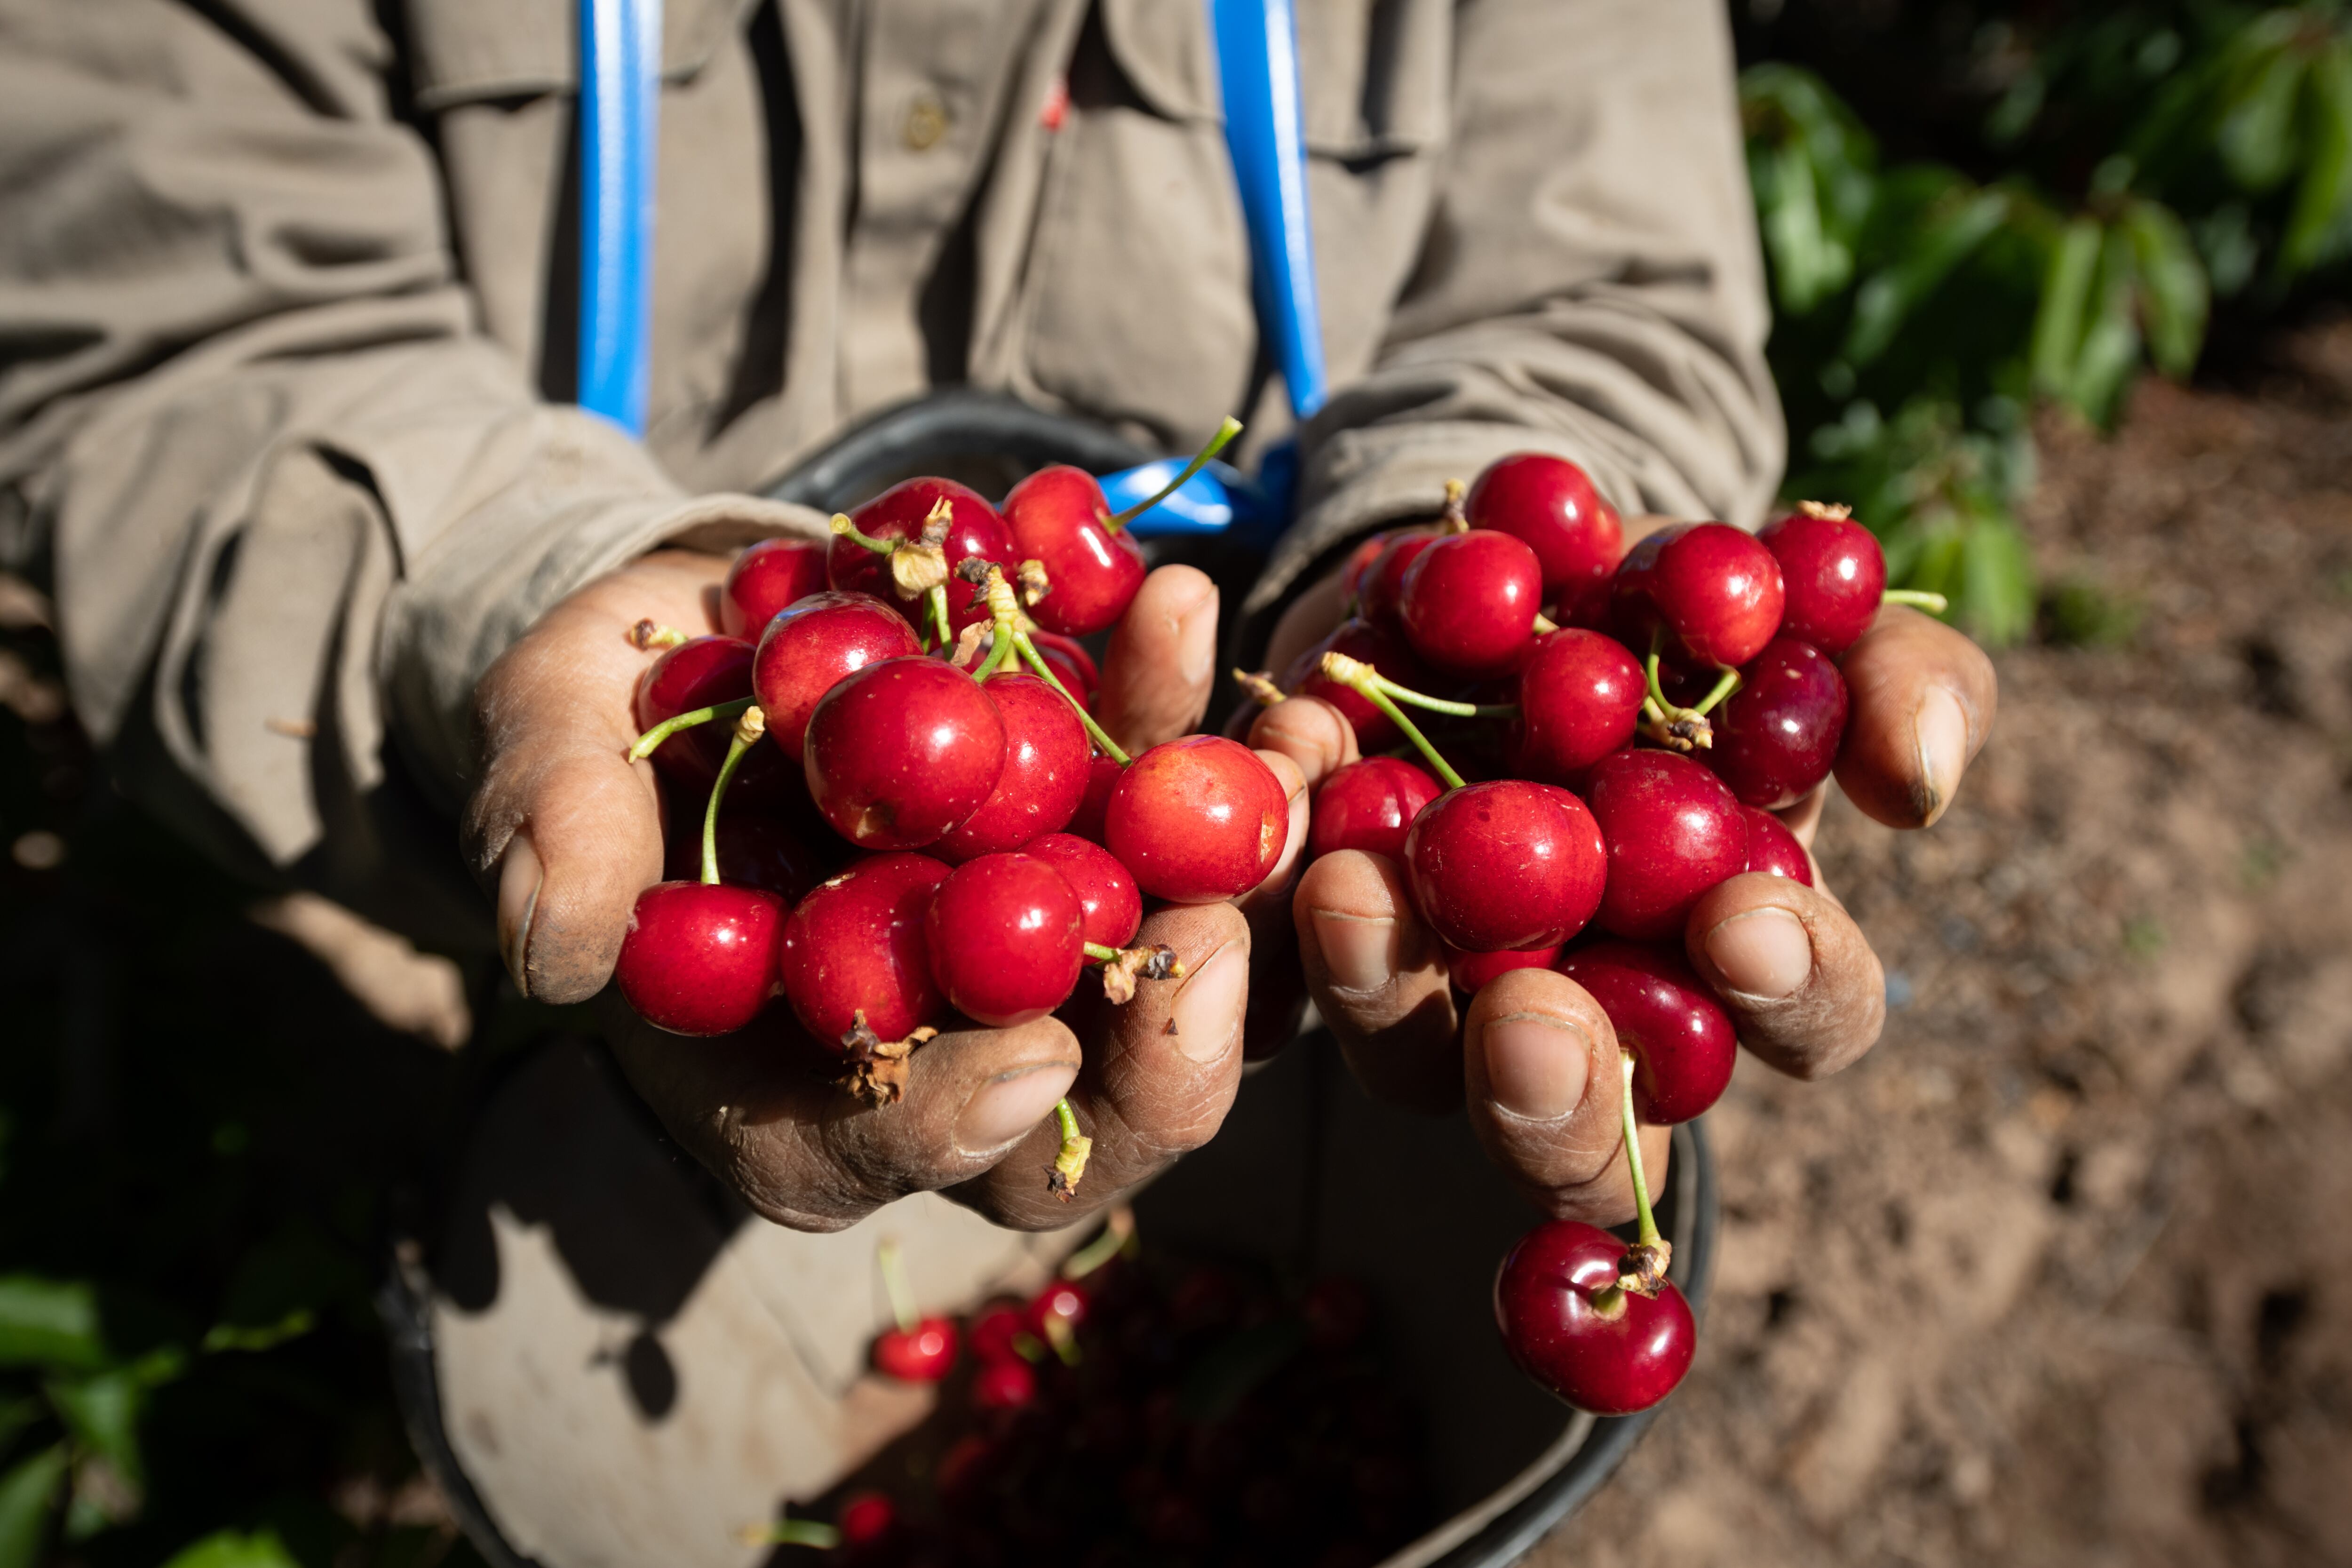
[1542,348,2352,1567]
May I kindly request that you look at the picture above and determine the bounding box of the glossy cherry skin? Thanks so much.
[835,1492,898,1552]
[751,590,923,759]
[1309,757,1441,861]
[971,1357,1038,1413]
[1022,832,1142,947]
[1355,532,1438,629]
[933,673,1089,860]
[1464,452,1625,601]
[1611,522,1786,669]
[831,477,1016,633]
[1398,529,1545,677]
[924,853,1085,1027]
[778,852,952,1046]
[1065,753,1122,844]
[613,882,786,1037]
[1001,464,1148,636]
[1557,941,1736,1123]
[663,809,834,905]
[968,1304,1029,1364]
[1582,749,1750,940]
[1282,617,1435,754]
[1740,805,1813,885]
[872,1316,958,1381]
[1402,780,1606,953]
[1759,507,1886,656]
[804,658,1007,850]
[1494,1220,1695,1415]
[1702,636,1850,809]
[634,636,792,796]
[1025,1279,1089,1338]
[1444,940,1564,992]
[1509,629,1644,785]
[720,537,829,638]
[1105,737,1289,903]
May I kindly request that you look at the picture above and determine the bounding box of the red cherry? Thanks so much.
[1281,618,1435,754]
[1064,752,1123,843]
[1494,1219,1695,1415]
[924,853,1085,1027]
[1355,532,1438,629]
[804,659,1006,850]
[1023,833,1142,947]
[1557,941,1735,1123]
[1308,757,1440,861]
[1443,940,1564,992]
[1758,506,1886,656]
[1104,737,1289,902]
[873,1316,958,1381]
[969,1304,1029,1364]
[935,1433,994,1504]
[1582,750,1749,940]
[1026,630,1100,708]
[933,674,1090,860]
[1463,452,1625,601]
[971,1357,1038,1413]
[1398,530,1545,677]
[1001,465,1148,636]
[1508,629,1643,785]
[634,636,792,795]
[751,591,923,759]
[1338,533,1397,601]
[1740,805,1813,885]
[1611,522,1786,669]
[1025,1279,1089,1338]
[613,882,785,1037]
[1700,636,1849,809]
[829,478,1016,634]
[778,853,952,1045]
[663,809,834,904]
[1401,780,1605,953]
[835,1491,898,1551]
[720,537,829,639]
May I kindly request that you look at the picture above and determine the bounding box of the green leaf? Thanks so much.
[0,1445,67,1568]
[44,1371,143,1489]
[2059,229,2145,426]
[2217,35,2308,191]
[2283,40,2352,276]
[2122,200,2209,377]
[1843,187,2013,367]
[158,1528,304,1568]
[1955,512,2037,647]
[0,1279,105,1373]
[2031,218,2104,396]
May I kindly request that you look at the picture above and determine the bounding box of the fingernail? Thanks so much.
[1311,909,1396,993]
[1177,590,1219,687]
[1704,907,1813,1001]
[1478,1012,1591,1122]
[954,1064,1078,1155]
[1914,686,1968,826]
[496,832,543,998]
[1169,942,1246,1063]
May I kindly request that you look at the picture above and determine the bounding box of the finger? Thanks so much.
[1097,565,1217,755]
[1683,871,1885,1081]
[600,990,1083,1234]
[1263,562,1352,680]
[1834,605,1998,829]
[1234,748,1310,917]
[1294,851,1458,1113]
[1247,695,1359,792]
[1461,968,1672,1226]
[951,901,1251,1229]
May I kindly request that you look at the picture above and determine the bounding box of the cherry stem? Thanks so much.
[1104,416,1243,531]
[1017,636,1128,764]
[699,706,765,883]
[628,619,687,651]
[1637,634,1728,750]
[750,1516,840,1550]
[876,1236,919,1335]
[1618,1055,1662,1253]
[1319,652,1467,790]
[1061,1205,1136,1280]
[927,584,953,649]
[1082,942,1121,963]
[1354,667,1518,722]
[1883,588,1950,613]
[829,512,895,556]
[629,695,755,761]
[1532,613,1560,635]
[1049,1098,1093,1202]
[971,628,1013,680]
[1684,664,1742,720]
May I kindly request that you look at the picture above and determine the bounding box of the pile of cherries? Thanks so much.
[612,423,1279,1194]
[1263,453,1943,1419]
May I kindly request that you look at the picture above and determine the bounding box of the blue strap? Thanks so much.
[577,0,661,435]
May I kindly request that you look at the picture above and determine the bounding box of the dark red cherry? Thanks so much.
[1398,530,1544,677]
[873,1316,958,1381]
[663,809,834,905]
[778,853,952,1046]
[1338,532,1398,602]
[634,636,788,793]
[1740,805,1813,885]
[804,658,1006,850]
[1023,832,1142,947]
[1064,753,1123,844]
[971,1357,1038,1413]
[1309,757,1440,860]
[1702,636,1849,809]
[1282,617,1435,753]
[1025,1279,1089,1338]
[1758,505,1886,656]
[1494,1220,1695,1415]
[1444,940,1564,992]
[1402,780,1606,953]
[832,477,1016,632]
[613,882,785,1037]
[924,853,1085,1027]
[1026,630,1100,709]
[720,537,829,639]
[1001,465,1148,637]
[835,1491,898,1552]
[1509,629,1643,785]
[751,591,923,758]
[1582,750,1749,940]
[1464,452,1625,601]
[934,674,1089,860]
[1355,532,1439,629]
[1611,522,1786,669]
[1105,736,1289,902]
[1557,941,1736,1123]
[968,1303,1030,1365]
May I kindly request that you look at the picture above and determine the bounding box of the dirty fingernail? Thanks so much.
[1914,686,1968,825]
[1311,909,1397,993]
[1704,907,1813,1001]
[496,832,543,997]
[1479,1012,1591,1122]
[1178,590,1219,687]
[955,1064,1079,1155]
[1169,942,1247,1063]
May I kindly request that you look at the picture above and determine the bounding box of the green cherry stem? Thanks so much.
[1104,417,1243,531]
[749,1515,841,1550]
[876,1235,920,1335]
[629,695,755,762]
[1882,588,1950,613]
[828,511,896,556]
[1683,664,1742,720]
[1618,1055,1662,1254]
[1061,1205,1136,1280]
[699,706,765,885]
[927,584,953,649]
[1017,636,1129,764]
[1319,652,1467,790]
[1353,669,1518,722]
[1049,1098,1093,1202]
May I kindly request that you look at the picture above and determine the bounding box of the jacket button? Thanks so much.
[904,92,950,151]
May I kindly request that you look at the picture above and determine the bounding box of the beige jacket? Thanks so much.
[0,0,1780,938]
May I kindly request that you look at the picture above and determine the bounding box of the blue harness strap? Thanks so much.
[577,0,661,435]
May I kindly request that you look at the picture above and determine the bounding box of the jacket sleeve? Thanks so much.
[0,0,815,932]
[1248,0,1785,619]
